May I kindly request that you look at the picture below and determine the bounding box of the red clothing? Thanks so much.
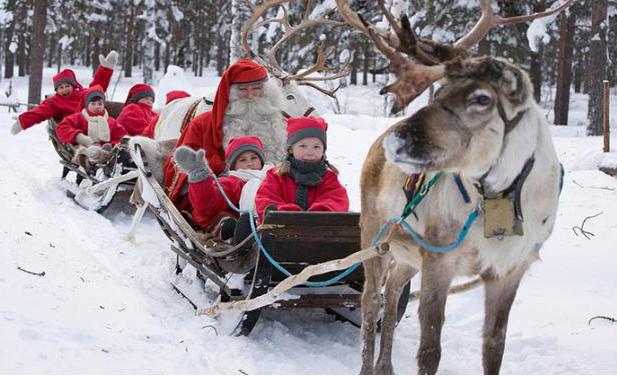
[255,168,349,221]
[189,175,245,230]
[116,102,157,136]
[142,114,159,139]
[18,66,113,130]
[163,111,226,208]
[55,111,127,146]
[163,59,268,209]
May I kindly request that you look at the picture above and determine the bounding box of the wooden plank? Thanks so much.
[263,211,360,227]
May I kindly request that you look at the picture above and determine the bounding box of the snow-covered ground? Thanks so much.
[1,66,616,374]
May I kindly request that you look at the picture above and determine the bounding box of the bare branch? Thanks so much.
[454,0,574,49]
[297,81,342,98]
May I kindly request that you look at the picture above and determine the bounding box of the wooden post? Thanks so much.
[603,80,610,152]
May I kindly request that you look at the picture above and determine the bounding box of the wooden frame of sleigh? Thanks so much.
[129,142,411,336]
[46,101,138,212]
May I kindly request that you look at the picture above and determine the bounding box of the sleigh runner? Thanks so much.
[47,100,138,212]
[130,142,409,335]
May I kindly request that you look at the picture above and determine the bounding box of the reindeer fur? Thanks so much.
[359,57,561,374]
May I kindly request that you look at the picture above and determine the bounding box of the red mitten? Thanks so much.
[277,203,303,211]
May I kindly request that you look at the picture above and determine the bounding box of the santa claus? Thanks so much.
[163,59,287,211]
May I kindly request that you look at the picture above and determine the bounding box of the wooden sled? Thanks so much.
[130,143,410,336]
[47,101,137,212]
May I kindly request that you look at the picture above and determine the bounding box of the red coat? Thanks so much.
[163,111,226,208]
[189,175,245,230]
[116,102,157,136]
[142,114,159,139]
[255,168,349,221]
[18,66,113,130]
[56,111,127,146]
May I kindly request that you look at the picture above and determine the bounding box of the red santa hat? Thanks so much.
[53,69,79,90]
[286,116,328,150]
[207,59,269,151]
[125,83,155,105]
[225,136,265,169]
[166,90,191,104]
[82,85,106,107]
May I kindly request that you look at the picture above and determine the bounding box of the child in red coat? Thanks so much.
[255,116,349,221]
[55,85,127,148]
[173,136,268,236]
[117,84,157,136]
[11,51,118,135]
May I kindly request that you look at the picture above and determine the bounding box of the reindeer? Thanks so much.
[152,0,349,141]
[336,1,570,373]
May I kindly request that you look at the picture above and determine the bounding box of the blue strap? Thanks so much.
[454,174,471,204]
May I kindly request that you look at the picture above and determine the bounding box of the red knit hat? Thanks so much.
[82,85,106,107]
[166,90,191,104]
[53,69,79,90]
[225,136,265,169]
[125,83,155,105]
[206,59,269,151]
[286,116,328,149]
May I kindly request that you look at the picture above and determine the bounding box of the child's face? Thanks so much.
[137,96,154,106]
[56,83,74,96]
[233,151,263,170]
[87,98,105,114]
[291,137,324,162]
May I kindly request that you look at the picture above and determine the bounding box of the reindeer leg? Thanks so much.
[360,257,386,375]
[374,262,417,375]
[482,265,528,375]
[417,252,455,374]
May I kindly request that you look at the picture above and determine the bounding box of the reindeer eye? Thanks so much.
[475,95,491,106]
[286,94,296,101]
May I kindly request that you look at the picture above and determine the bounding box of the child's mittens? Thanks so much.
[10,119,22,135]
[76,133,94,147]
[278,203,303,211]
[99,50,119,69]
[174,146,211,183]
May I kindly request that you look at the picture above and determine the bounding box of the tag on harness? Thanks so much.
[483,197,523,238]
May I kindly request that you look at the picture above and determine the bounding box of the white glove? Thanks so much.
[10,119,23,135]
[76,133,94,147]
[99,50,118,69]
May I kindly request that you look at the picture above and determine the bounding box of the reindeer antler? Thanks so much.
[336,0,573,113]
[242,0,350,98]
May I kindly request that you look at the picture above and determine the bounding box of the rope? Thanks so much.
[209,173,359,288]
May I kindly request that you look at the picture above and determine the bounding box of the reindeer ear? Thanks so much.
[499,67,527,105]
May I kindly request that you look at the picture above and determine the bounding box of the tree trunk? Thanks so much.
[91,35,100,76]
[529,48,542,103]
[28,0,47,106]
[554,11,575,125]
[4,24,15,79]
[587,0,608,136]
[229,0,249,62]
[125,4,135,78]
[47,34,54,68]
[362,40,370,86]
[155,42,160,71]
[17,33,25,76]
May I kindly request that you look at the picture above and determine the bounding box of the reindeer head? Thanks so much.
[383,57,534,177]
[336,0,571,176]
[242,0,350,117]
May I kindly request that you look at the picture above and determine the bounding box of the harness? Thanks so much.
[179,97,208,133]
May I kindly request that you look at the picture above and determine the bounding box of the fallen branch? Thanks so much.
[410,277,483,301]
[16,266,45,277]
[198,245,384,317]
[588,315,616,325]
[572,211,603,240]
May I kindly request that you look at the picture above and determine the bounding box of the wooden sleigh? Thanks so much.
[47,101,138,212]
[129,142,410,335]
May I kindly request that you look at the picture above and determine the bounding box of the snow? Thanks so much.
[1,66,617,373]
[154,65,195,109]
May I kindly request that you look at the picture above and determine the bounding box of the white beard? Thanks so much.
[223,82,287,164]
